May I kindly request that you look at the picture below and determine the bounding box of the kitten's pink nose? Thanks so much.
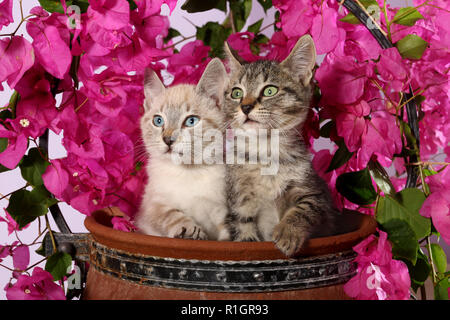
[241,104,254,115]
[163,136,175,147]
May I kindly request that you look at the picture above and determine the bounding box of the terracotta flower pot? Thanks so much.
[83,209,376,300]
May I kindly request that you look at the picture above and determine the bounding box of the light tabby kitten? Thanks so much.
[135,58,230,241]
[224,35,339,256]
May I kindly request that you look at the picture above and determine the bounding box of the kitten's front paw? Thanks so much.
[174,225,208,240]
[272,222,309,257]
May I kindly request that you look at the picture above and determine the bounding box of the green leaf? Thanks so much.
[339,0,379,25]
[395,34,428,60]
[392,7,424,26]
[127,0,137,11]
[72,0,90,13]
[340,13,360,25]
[35,243,46,257]
[196,22,232,57]
[434,278,449,300]
[0,109,13,122]
[39,0,89,13]
[405,249,431,291]
[381,219,418,264]
[31,185,58,208]
[45,252,72,281]
[423,168,438,177]
[376,188,430,239]
[38,0,64,13]
[326,140,354,172]
[20,148,50,187]
[0,137,11,173]
[6,185,56,229]
[368,160,396,197]
[257,0,272,13]
[164,28,181,43]
[254,33,269,44]
[6,190,48,229]
[230,0,253,32]
[336,168,377,205]
[319,121,334,138]
[181,0,222,13]
[247,18,263,34]
[0,137,7,153]
[430,244,447,274]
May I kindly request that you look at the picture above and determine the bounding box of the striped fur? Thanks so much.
[135,59,230,241]
[223,35,339,256]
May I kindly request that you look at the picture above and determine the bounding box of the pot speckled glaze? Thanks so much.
[83,209,376,300]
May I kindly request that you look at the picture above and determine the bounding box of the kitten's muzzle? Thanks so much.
[241,104,254,115]
[163,135,176,147]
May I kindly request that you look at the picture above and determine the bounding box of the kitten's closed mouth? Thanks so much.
[243,117,261,127]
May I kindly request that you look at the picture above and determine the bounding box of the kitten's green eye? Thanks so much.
[153,115,164,127]
[231,88,243,99]
[262,86,278,97]
[184,116,200,127]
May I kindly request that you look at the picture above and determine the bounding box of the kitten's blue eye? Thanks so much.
[184,116,200,127]
[153,115,164,127]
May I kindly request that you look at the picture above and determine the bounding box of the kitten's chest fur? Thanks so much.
[228,140,310,240]
[147,160,227,239]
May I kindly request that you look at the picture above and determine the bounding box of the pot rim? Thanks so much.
[85,209,377,261]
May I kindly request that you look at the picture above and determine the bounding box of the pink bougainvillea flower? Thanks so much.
[227,32,259,62]
[0,119,29,169]
[377,47,409,92]
[85,0,134,51]
[42,160,70,200]
[14,65,59,135]
[89,0,130,30]
[335,101,371,153]
[5,267,65,300]
[0,0,13,29]
[26,15,72,79]
[352,230,392,266]
[420,167,450,245]
[358,113,402,168]
[262,31,296,61]
[335,100,401,168]
[311,6,343,54]
[167,40,211,85]
[132,12,169,45]
[315,54,369,105]
[344,230,410,300]
[116,33,170,71]
[336,24,383,61]
[0,210,29,235]
[82,68,138,117]
[111,216,137,232]
[274,0,314,38]
[0,36,35,89]
[344,260,410,300]
[12,245,29,271]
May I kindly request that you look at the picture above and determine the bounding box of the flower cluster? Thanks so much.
[344,230,411,300]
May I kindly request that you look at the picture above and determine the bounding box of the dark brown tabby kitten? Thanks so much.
[223,35,339,256]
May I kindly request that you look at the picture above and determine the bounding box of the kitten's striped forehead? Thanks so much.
[236,60,281,91]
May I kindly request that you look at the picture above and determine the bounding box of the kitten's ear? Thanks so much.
[223,41,244,75]
[144,68,165,109]
[280,35,316,86]
[196,58,228,108]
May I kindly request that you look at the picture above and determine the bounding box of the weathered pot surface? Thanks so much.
[83,209,376,300]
